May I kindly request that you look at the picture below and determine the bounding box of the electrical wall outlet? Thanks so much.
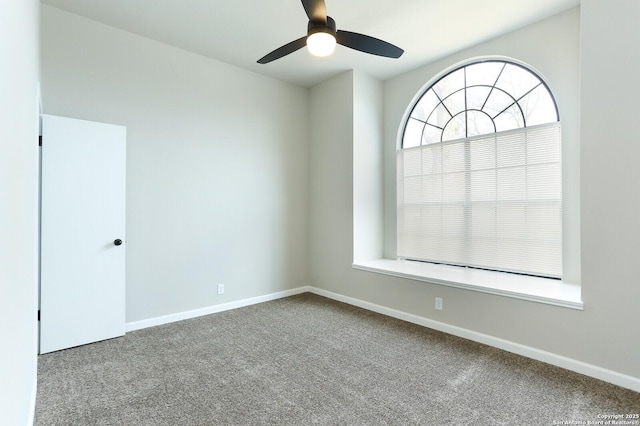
[217,283,224,295]
[435,297,443,311]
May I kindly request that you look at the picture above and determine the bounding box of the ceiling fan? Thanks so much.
[257,0,404,64]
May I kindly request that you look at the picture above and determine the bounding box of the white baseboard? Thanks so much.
[308,286,640,393]
[123,285,639,393]
[125,286,310,332]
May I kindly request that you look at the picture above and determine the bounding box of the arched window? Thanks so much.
[397,59,561,278]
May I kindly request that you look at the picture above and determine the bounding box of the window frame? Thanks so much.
[401,58,560,148]
[396,56,563,279]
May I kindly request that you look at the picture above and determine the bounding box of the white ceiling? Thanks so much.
[40,0,579,88]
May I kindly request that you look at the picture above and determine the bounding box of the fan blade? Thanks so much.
[257,37,307,64]
[336,30,404,58]
[301,0,327,23]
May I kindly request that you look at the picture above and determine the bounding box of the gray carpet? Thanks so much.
[35,293,639,425]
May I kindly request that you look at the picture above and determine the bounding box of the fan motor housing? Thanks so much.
[307,16,337,37]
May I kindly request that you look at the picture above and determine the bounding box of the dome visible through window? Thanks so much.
[402,60,559,148]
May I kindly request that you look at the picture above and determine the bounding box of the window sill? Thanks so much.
[352,259,583,310]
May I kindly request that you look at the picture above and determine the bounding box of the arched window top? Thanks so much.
[402,59,559,148]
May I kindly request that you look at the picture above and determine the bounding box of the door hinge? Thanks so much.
[38,136,42,146]
[38,310,40,321]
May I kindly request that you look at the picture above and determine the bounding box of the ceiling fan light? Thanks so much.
[307,31,336,57]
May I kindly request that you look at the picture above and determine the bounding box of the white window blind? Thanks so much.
[397,123,562,278]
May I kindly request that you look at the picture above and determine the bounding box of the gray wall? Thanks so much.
[309,71,354,288]
[579,0,640,376]
[41,6,309,323]
[309,4,640,381]
[353,71,384,262]
[0,1,40,424]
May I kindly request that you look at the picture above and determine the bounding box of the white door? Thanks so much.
[40,115,126,354]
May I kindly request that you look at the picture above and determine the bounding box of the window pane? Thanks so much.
[422,124,442,144]
[443,172,465,203]
[422,174,443,202]
[440,205,465,263]
[470,205,497,237]
[527,163,561,200]
[496,205,527,240]
[411,89,439,122]
[442,142,465,173]
[403,118,423,148]
[466,86,492,110]
[426,102,451,128]
[397,205,423,256]
[482,89,514,118]
[443,142,466,203]
[433,68,464,99]
[403,176,422,203]
[417,206,443,260]
[442,112,466,141]
[465,62,504,87]
[422,145,442,174]
[527,124,561,164]
[401,148,422,176]
[497,167,526,201]
[494,104,524,132]
[466,110,495,137]
[470,136,495,170]
[442,89,466,116]
[497,132,525,168]
[470,169,496,201]
[469,205,497,266]
[495,64,540,99]
[526,205,562,240]
[519,84,558,126]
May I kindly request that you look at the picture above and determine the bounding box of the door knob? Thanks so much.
[114,239,123,246]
